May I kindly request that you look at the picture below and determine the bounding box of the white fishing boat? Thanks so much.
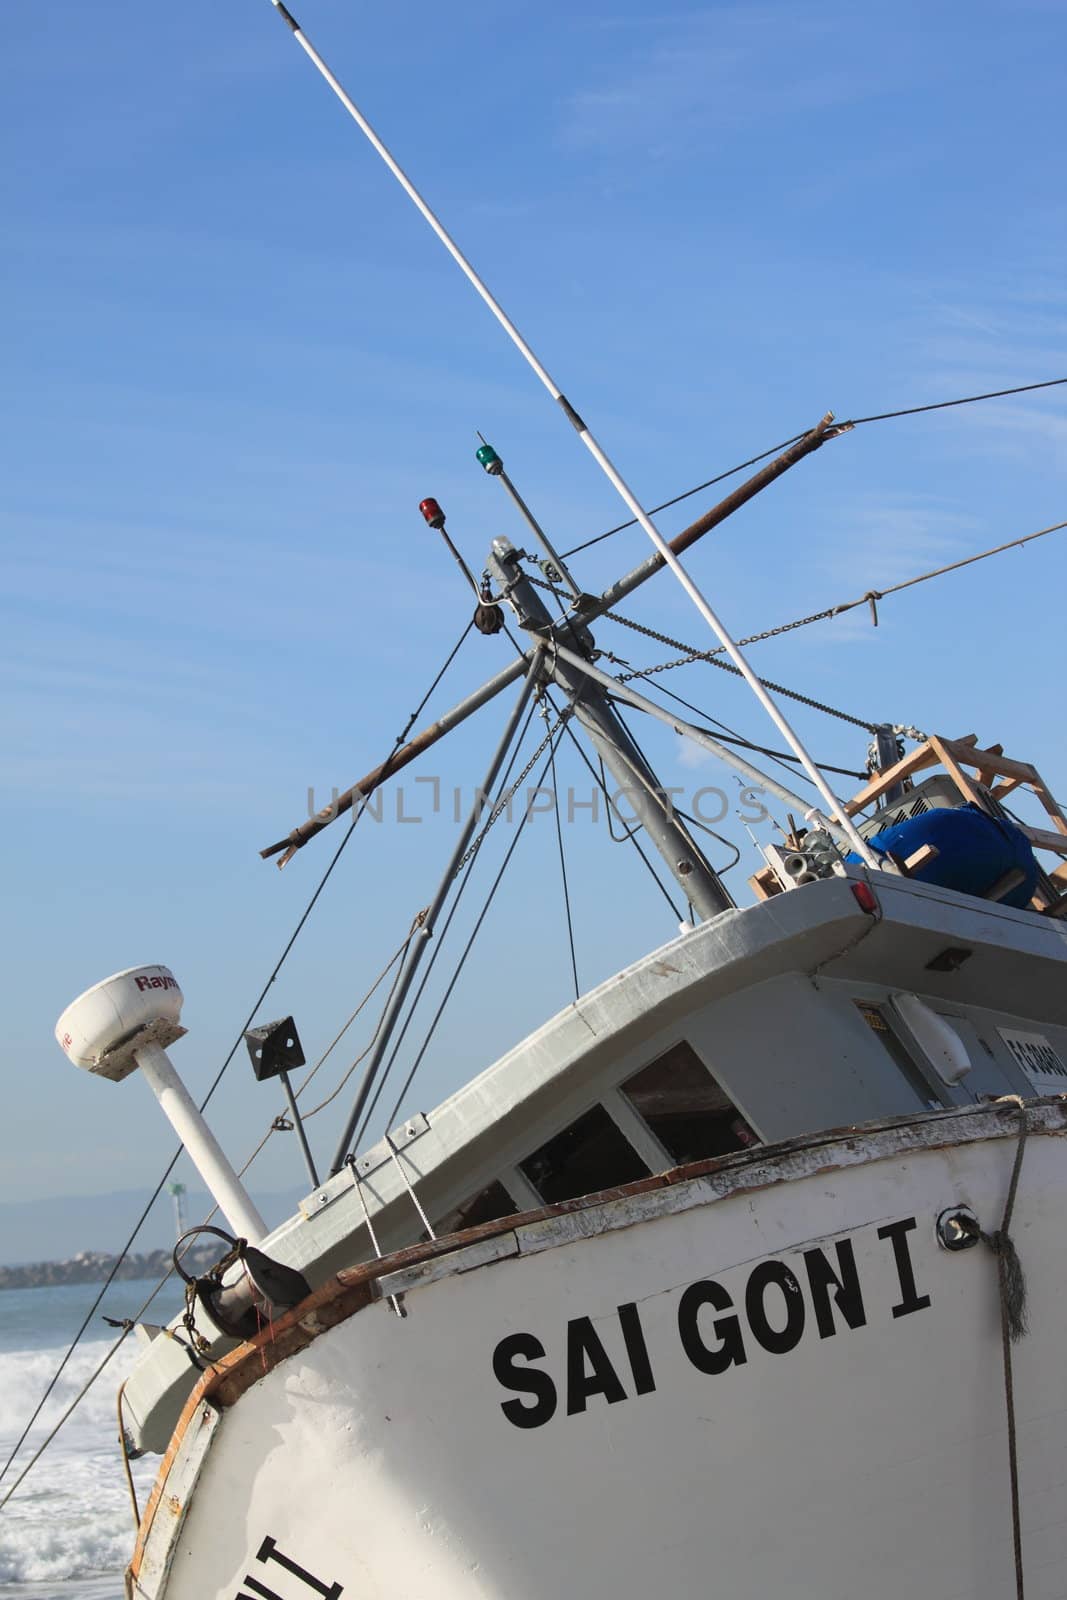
[30,6,1067,1598]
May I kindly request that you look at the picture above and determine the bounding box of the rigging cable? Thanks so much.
[0,619,477,1506]
[505,620,693,912]
[547,725,580,998]
[560,378,1067,559]
[561,430,807,558]
[380,725,568,1134]
[349,697,550,1149]
[609,705,743,878]
[607,662,867,784]
[500,621,690,916]
[558,722,685,921]
[843,375,1067,426]
[699,516,1067,650]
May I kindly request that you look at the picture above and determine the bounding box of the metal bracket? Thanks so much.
[352,1112,430,1178]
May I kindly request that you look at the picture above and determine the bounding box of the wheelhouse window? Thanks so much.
[433,1180,517,1238]
[620,1041,758,1164]
[520,1105,649,1204]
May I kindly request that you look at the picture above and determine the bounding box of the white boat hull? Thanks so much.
[129,1102,1067,1600]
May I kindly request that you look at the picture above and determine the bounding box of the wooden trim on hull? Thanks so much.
[128,1095,1067,1588]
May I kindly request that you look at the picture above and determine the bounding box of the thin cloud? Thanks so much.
[560,8,877,157]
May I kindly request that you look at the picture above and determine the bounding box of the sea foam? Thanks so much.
[0,1337,158,1586]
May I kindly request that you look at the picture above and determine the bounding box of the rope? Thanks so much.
[344,1157,404,1316]
[384,1135,436,1239]
[296,916,427,1121]
[117,1382,140,1530]
[951,1100,1031,1596]
[548,727,580,999]
[985,1101,1030,1600]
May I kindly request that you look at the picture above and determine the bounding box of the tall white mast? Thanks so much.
[265,2,879,868]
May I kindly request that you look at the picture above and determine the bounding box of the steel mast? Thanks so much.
[485,537,733,920]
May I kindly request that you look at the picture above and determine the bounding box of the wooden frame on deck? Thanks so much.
[844,734,1067,913]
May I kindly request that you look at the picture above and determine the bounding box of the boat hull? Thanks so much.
[130,1102,1067,1600]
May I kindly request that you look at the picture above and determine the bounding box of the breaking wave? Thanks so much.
[0,1336,159,1590]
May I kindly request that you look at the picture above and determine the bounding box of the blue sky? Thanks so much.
[2,1,1065,1244]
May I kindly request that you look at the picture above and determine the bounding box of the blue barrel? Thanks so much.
[849,803,1039,908]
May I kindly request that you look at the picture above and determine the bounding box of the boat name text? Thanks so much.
[492,1216,930,1429]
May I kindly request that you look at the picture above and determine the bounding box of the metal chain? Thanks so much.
[453,710,568,875]
[524,572,890,733]
[598,607,882,734]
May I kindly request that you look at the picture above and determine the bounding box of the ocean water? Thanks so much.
[0,1280,184,1599]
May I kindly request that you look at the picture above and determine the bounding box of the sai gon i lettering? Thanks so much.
[491,1217,930,1429]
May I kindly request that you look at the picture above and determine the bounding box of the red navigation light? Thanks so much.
[850,881,879,915]
[419,497,446,530]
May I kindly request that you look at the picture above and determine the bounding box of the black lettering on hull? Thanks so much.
[877,1217,932,1318]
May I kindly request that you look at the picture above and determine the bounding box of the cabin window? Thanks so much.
[621,1041,759,1164]
[433,1180,517,1238]
[520,1105,649,1204]
[854,1002,944,1108]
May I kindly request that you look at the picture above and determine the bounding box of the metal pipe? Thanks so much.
[135,1042,268,1243]
[279,1069,320,1189]
[328,648,545,1172]
[263,4,880,871]
[566,686,734,919]
[550,642,860,851]
[486,537,732,918]
[480,442,583,601]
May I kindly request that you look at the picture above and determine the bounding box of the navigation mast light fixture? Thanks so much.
[419,497,446,530]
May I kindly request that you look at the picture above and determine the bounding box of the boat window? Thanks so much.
[854,1002,944,1108]
[520,1105,649,1204]
[433,1180,517,1238]
[621,1041,759,1164]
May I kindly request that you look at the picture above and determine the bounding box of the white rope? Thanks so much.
[346,1160,405,1317]
[385,1135,436,1239]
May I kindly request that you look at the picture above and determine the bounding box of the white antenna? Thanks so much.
[264,3,879,869]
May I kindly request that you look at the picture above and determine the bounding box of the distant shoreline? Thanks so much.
[0,1245,222,1291]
